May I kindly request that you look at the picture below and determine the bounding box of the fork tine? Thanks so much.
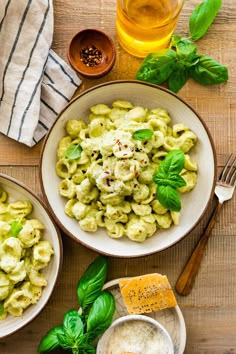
[219,154,233,182]
[229,160,236,186]
[225,156,236,184]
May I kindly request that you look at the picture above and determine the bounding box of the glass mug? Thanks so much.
[116,0,185,57]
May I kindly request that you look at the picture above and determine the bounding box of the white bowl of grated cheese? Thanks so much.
[96,314,174,354]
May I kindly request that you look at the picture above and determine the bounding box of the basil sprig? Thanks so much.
[65,144,82,160]
[38,256,115,354]
[132,128,154,141]
[153,150,186,212]
[136,0,228,93]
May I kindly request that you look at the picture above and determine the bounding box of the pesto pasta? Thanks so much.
[0,188,54,319]
[56,100,198,242]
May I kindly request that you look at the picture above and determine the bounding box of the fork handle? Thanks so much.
[175,201,223,296]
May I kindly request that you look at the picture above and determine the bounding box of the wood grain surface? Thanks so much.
[0,0,236,353]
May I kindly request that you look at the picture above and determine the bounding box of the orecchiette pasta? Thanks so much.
[56,100,198,243]
[0,188,54,320]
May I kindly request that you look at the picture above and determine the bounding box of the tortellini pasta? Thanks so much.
[0,189,54,319]
[56,100,198,243]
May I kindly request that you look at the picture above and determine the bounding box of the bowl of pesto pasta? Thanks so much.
[40,80,216,258]
[0,174,62,338]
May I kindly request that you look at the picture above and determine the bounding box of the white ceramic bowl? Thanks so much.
[96,314,174,354]
[0,174,63,339]
[40,80,216,258]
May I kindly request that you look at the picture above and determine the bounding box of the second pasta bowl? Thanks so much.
[0,174,62,338]
[40,80,216,257]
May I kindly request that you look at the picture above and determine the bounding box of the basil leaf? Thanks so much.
[190,54,228,85]
[167,174,186,188]
[65,144,82,160]
[153,173,186,189]
[168,65,190,93]
[63,310,84,343]
[153,171,167,183]
[175,39,197,62]
[86,291,115,339]
[10,220,23,237]
[157,185,182,212]
[77,256,108,311]
[189,0,222,40]
[57,327,75,350]
[136,49,177,84]
[38,326,63,352]
[158,150,185,176]
[132,129,154,141]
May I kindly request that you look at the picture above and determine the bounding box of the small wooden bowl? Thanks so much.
[67,28,116,79]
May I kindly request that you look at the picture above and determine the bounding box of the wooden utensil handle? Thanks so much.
[175,201,223,296]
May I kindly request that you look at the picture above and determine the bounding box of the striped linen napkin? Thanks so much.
[0,0,81,147]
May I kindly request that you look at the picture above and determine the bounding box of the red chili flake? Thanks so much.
[106,179,111,186]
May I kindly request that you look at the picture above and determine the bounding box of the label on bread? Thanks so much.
[119,273,177,314]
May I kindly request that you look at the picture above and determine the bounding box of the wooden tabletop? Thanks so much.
[1,0,236,353]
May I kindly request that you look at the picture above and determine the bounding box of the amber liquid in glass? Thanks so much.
[116,0,184,57]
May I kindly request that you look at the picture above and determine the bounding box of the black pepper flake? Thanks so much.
[80,45,102,67]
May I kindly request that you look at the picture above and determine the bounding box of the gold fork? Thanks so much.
[175,154,236,296]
